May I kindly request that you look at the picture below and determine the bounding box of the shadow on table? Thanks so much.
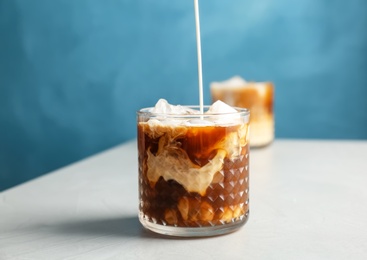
[45,216,144,238]
[42,216,196,240]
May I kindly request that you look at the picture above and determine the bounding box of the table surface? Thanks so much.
[1,139,367,260]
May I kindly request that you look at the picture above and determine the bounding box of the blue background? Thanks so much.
[1,0,367,191]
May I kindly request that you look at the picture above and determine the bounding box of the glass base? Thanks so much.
[139,213,249,237]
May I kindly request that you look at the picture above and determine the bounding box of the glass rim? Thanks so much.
[137,105,250,118]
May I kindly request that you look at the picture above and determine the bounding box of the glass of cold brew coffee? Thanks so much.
[137,99,250,237]
[211,76,274,148]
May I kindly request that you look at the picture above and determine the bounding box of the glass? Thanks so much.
[211,82,274,148]
[137,106,250,237]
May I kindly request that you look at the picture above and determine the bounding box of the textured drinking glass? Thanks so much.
[137,106,250,237]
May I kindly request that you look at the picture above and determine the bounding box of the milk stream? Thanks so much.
[194,0,204,115]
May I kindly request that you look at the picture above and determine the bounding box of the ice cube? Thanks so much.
[150,99,172,114]
[147,99,241,126]
[206,100,237,114]
[206,100,241,125]
[150,99,199,115]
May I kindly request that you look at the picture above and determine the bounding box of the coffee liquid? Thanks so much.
[138,122,249,227]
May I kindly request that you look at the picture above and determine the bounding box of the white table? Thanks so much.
[1,139,367,260]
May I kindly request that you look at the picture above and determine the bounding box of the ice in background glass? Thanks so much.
[211,76,274,148]
[137,99,250,237]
